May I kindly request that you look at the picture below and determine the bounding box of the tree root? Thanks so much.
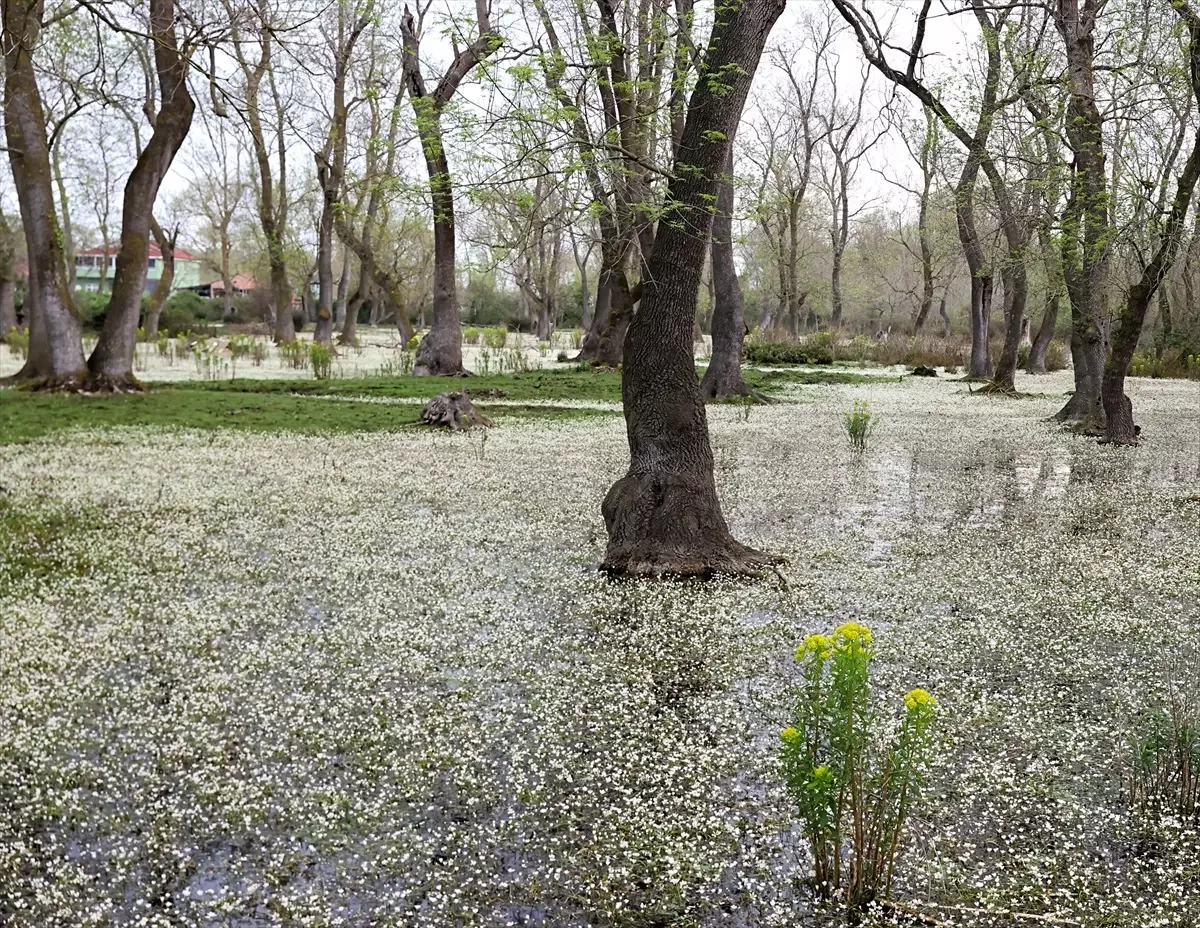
[419,391,492,430]
[972,379,1019,397]
[600,539,783,578]
[600,471,783,578]
[80,372,147,394]
[1,370,91,392]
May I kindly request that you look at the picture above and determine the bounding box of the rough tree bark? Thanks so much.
[86,0,194,389]
[1,0,87,386]
[1052,0,1108,425]
[1102,5,1200,444]
[700,143,757,400]
[602,0,784,577]
[401,2,500,375]
[142,219,177,340]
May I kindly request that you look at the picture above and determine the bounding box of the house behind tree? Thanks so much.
[73,243,201,294]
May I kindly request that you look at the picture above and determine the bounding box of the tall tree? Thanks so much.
[401,1,501,375]
[86,0,195,389]
[314,0,370,346]
[227,0,296,344]
[602,0,784,576]
[1,0,87,386]
[833,0,1034,392]
[1102,1,1200,443]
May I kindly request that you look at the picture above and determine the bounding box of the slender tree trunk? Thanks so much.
[51,146,76,291]
[939,294,951,337]
[341,263,368,346]
[335,255,351,328]
[701,144,754,400]
[87,0,194,388]
[1027,292,1058,373]
[142,220,175,340]
[2,0,86,386]
[315,196,335,344]
[958,155,992,379]
[221,241,234,318]
[602,0,783,576]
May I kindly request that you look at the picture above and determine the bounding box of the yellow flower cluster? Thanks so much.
[796,633,835,662]
[904,688,936,712]
[834,621,873,647]
[780,726,801,746]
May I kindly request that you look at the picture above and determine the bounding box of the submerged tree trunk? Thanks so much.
[701,145,754,400]
[2,0,86,386]
[602,0,783,576]
[87,0,195,389]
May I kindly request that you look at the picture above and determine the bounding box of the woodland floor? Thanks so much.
[1,366,1199,927]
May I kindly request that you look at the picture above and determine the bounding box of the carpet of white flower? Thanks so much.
[2,372,1199,927]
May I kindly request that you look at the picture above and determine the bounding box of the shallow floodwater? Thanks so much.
[2,371,1199,926]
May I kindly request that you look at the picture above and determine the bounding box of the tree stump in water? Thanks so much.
[419,391,492,430]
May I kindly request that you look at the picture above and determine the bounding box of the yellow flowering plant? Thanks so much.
[780,622,937,910]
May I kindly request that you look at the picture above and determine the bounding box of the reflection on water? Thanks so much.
[837,441,1197,565]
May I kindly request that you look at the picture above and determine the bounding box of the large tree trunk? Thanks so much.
[411,149,466,375]
[86,0,194,389]
[701,145,754,400]
[602,0,783,577]
[1053,0,1109,426]
[1,0,86,386]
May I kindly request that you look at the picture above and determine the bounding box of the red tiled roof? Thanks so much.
[76,242,197,261]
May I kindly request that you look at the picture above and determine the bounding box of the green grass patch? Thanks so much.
[0,388,613,444]
[0,496,108,597]
[172,369,627,403]
[0,366,893,444]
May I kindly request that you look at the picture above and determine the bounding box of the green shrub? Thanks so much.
[1045,340,1068,371]
[842,399,875,452]
[463,327,482,345]
[745,340,832,366]
[310,341,333,379]
[279,340,307,369]
[406,333,422,351]
[483,327,507,349]
[75,291,111,331]
[159,306,198,338]
[1017,342,1031,368]
[5,326,29,358]
[1129,705,1199,823]
[782,623,937,908]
